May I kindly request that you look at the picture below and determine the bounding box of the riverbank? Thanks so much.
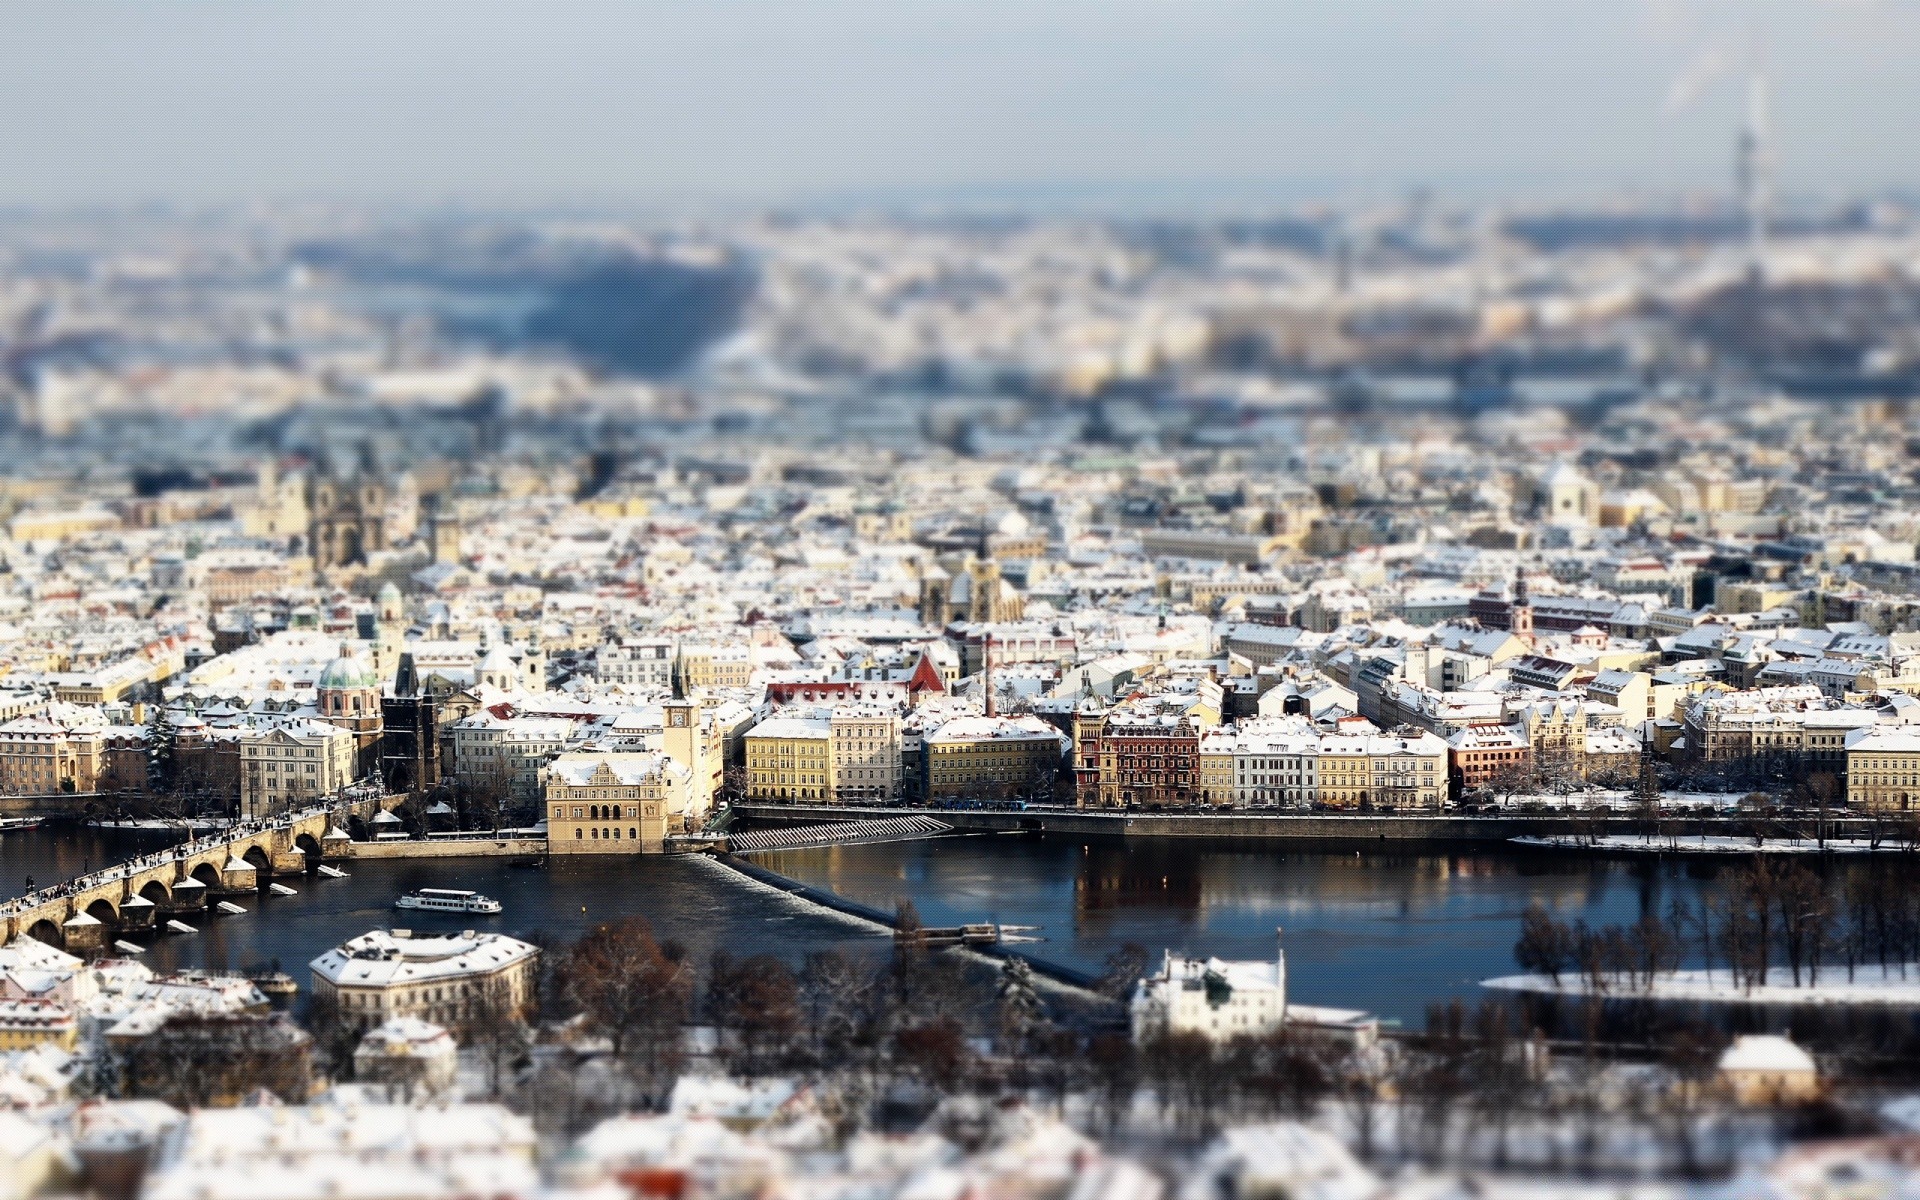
[345,837,546,860]
[731,802,1894,846]
[1483,964,1920,1008]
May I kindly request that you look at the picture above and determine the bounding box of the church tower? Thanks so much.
[918,561,951,627]
[381,651,441,795]
[1510,570,1534,644]
[317,642,383,779]
[429,503,463,565]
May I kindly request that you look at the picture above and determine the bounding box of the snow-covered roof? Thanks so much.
[1719,1034,1816,1074]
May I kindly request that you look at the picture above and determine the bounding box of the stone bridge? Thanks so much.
[1,795,401,952]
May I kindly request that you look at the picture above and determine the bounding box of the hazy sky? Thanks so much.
[4,0,1918,210]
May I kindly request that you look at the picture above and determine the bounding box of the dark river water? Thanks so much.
[0,825,887,994]
[754,833,1746,1023]
[0,825,1803,1024]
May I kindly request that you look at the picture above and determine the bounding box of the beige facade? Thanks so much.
[0,718,103,796]
[1845,726,1920,811]
[240,721,356,819]
[544,751,692,853]
[678,643,754,694]
[830,704,902,802]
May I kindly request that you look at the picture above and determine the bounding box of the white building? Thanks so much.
[140,1099,536,1200]
[451,713,574,802]
[309,929,539,1037]
[352,1016,459,1101]
[1131,939,1288,1043]
[598,637,677,690]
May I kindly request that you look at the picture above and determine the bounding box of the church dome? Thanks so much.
[376,581,402,604]
[317,643,377,691]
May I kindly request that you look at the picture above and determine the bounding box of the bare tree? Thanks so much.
[556,916,691,1104]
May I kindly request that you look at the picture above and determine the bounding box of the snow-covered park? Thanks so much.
[1484,963,1920,1007]
[1510,833,1895,855]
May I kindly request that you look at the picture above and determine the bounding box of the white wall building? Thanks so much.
[1130,939,1287,1043]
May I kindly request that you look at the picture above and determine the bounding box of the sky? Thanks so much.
[3,0,1918,211]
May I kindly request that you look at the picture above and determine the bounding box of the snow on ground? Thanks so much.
[1484,789,1768,812]
[1511,834,1894,855]
[1483,963,1920,1007]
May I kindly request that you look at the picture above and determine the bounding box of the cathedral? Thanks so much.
[916,553,1025,627]
[307,458,388,572]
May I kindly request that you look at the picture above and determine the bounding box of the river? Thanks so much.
[0,825,888,994]
[0,824,1840,1025]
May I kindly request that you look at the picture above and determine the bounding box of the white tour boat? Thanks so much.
[393,887,503,915]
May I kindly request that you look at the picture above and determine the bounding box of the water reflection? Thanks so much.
[758,835,1752,1022]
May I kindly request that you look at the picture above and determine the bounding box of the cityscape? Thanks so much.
[10,2,1920,1197]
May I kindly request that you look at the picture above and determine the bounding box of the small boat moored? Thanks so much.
[215,901,247,916]
[269,883,299,897]
[165,920,197,935]
[316,865,349,879]
[251,971,299,997]
[394,887,502,915]
[113,940,146,955]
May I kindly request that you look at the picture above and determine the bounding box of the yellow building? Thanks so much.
[7,508,120,542]
[678,643,754,694]
[0,718,104,796]
[1316,736,1372,809]
[1844,726,1920,811]
[1198,730,1235,807]
[923,714,1066,802]
[544,751,692,853]
[1314,728,1449,810]
[0,998,78,1051]
[745,714,834,800]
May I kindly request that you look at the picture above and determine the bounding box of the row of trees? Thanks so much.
[1516,858,1920,997]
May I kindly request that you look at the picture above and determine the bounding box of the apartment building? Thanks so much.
[744,713,833,801]
[922,714,1066,802]
[239,720,356,819]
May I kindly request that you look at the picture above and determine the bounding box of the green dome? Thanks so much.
[317,643,378,691]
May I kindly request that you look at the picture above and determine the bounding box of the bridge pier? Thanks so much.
[61,910,107,953]
[217,857,259,896]
[168,878,209,911]
[119,895,156,930]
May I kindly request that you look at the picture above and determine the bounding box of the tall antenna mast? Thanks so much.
[1736,69,1772,281]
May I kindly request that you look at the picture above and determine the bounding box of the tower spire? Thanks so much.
[1737,69,1772,281]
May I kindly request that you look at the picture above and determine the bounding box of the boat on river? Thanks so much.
[394,887,502,915]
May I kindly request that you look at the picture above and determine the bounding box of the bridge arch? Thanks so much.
[85,898,117,924]
[140,879,171,905]
[295,832,324,864]
[347,815,370,841]
[26,919,61,948]
[243,845,273,877]
[191,862,223,889]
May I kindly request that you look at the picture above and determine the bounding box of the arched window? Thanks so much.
[629,827,637,840]
[574,828,582,839]
[612,827,621,840]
